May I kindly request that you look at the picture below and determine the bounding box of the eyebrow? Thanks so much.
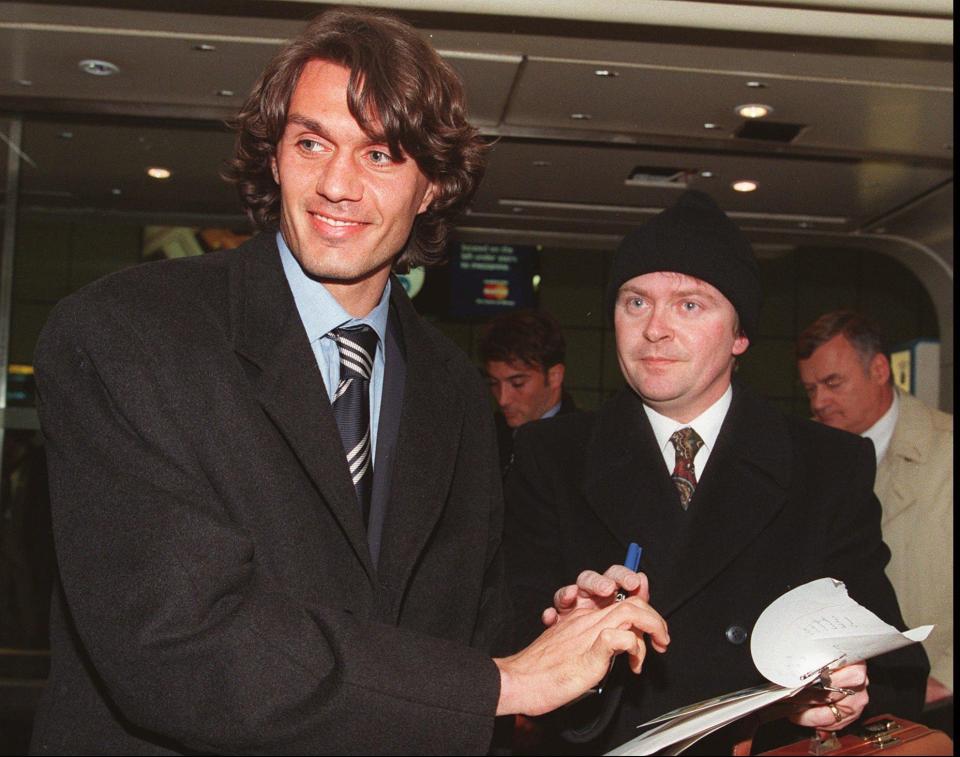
[286,114,329,136]
[619,286,718,301]
[809,372,843,385]
[285,113,394,151]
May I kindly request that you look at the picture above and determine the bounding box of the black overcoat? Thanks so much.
[505,383,928,754]
[31,233,506,755]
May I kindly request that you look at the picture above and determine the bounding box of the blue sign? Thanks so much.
[449,242,538,319]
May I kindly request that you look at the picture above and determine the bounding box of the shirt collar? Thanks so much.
[862,388,899,464]
[540,400,563,420]
[644,384,733,457]
[277,230,390,344]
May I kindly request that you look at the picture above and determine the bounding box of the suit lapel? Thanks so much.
[583,390,678,559]
[657,383,792,616]
[583,384,792,619]
[376,287,465,612]
[230,236,374,577]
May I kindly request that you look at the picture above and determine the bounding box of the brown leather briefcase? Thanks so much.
[755,714,953,755]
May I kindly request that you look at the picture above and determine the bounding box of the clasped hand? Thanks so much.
[494,566,668,717]
[539,565,869,730]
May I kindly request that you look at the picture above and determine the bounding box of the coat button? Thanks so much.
[725,625,748,645]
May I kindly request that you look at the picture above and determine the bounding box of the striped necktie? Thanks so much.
[669,427,704,510]
[331,325,378,526]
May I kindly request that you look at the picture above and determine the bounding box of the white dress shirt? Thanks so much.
[644,385,733,478]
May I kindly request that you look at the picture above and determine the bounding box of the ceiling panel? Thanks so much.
[504,58,953,158]
[0,0,953,243]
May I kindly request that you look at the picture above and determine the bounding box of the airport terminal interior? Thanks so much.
[0,0,953,751]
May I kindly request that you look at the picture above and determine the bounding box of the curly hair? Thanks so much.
[223,7,489,270]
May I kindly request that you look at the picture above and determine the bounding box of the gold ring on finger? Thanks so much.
[828,702,843,723]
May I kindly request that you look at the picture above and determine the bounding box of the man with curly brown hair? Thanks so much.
[30,8,667,755]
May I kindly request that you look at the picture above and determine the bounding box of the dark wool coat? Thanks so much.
[505,382,928,755]
[31,233,507,755]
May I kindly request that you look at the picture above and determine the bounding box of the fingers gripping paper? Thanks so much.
[605,578,932,756]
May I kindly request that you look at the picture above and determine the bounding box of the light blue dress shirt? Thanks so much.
[277,231,389,462]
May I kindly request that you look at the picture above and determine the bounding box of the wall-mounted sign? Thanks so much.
[449,242,538,319]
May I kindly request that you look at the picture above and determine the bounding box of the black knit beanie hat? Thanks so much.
[605,190,762,342]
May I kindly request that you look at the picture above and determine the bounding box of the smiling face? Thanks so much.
[271,59,436,315]
[614,272,749,422]
[797,333,892,433]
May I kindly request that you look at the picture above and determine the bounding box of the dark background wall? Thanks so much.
[9,217,940,420]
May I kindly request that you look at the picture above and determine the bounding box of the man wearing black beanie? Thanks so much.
[504,190,928,754]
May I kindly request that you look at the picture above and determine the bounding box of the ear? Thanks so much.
[270,155,280,184]
[732,333,750,357]
[869,352,891,385]
[417,182,437,215]
[546,363,565,389]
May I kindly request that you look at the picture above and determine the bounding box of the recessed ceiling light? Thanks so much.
[594,69,618,77]
[732,180,758,192]
[59,131,74,139]
[17,79,32,87]
[736,104,772,119]
[78,59,120,76]
[111,188,123,196]
[746,81,767,88]
[699,170,714,178]
[147,167,172,180]
[703,123,722,130]
[570,113,592,120]
[216,89,235,97]
[532,160,551,167]
[193,43,217,52]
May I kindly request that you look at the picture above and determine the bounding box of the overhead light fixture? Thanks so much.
[703,123,722,130]
[78,59,120,76]
[594,69,618,77]
[17,79,32,87]
[147,167,172,180]
[746,81,767,89]
[736,104,772,119]
[216,89,235,97]
[732,180,758,192]
[699,170,714,178]
[193,43,217,52]
[531,160,552,167]
[570,113,592,120]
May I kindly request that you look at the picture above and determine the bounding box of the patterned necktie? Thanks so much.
[331,325,378,526]
[670,427,704,510]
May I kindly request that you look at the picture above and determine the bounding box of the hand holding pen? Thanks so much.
[541,542,648,628]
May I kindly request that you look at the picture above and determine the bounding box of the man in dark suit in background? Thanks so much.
[505,190,928,754]
[30,9,667,754]
[480,309,577,477]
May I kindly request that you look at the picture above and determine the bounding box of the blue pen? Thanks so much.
[615,542,643,601]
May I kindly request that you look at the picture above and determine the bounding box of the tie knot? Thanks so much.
[670,427,704,460]
[334,325,377,381]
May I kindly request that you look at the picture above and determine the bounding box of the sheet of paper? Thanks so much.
[604,577,933,756]
[605,683,802,756]
[639,683,787,727]
[751,577,933,688]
